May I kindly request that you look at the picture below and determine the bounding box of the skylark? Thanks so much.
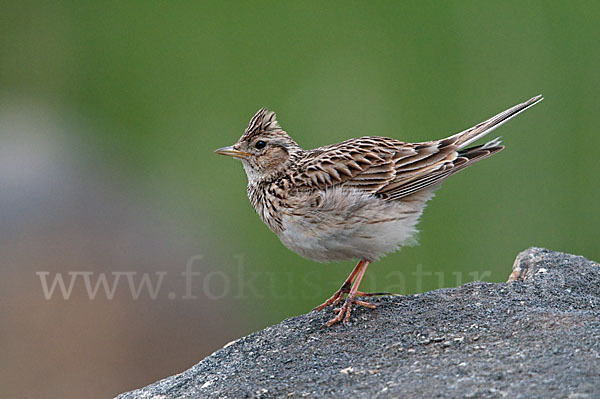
[216,95,542,327]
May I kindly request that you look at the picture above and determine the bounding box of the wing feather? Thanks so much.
[289,95,541,200]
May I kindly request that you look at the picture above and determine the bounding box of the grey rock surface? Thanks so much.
[117,247,600,399]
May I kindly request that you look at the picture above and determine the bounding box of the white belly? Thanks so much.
[276,187,435,262]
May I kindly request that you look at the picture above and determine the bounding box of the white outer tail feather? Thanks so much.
[452,95,544,149]
[481,137,502,149]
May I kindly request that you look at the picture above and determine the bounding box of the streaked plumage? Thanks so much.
[216,95,543,326]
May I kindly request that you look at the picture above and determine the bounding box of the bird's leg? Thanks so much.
[312,260,365,312]
[324,260,375,327]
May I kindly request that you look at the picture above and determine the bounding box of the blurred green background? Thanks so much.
[2,1,599,398]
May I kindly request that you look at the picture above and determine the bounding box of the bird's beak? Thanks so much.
[214,146,251,160]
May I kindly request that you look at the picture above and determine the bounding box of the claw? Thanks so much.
[312,289,345,312]
[314,260,384,327]
[321,295,377,327]
[332,296,345,306]
[354,299,377,309]
[355,291,393,297]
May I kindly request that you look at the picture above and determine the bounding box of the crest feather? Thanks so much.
[241,107,281,140]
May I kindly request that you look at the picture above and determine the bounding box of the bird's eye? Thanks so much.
[255,140,266,149]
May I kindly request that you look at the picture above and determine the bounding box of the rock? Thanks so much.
[116,247,600,399]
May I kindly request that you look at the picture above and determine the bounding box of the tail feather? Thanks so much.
[450,95,543,149]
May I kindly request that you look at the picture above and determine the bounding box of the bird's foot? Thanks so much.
[355,290,394,297]
[312,289,391,313]
[321,295,376,328]
[312,288,346,312]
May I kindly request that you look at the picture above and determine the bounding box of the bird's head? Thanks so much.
[215,108,301,183]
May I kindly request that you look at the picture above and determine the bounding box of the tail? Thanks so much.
[378,95,542,201]
[448,95,544,149]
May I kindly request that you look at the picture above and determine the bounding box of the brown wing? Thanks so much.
[290,95,541,200]
[378,140,503,200]
[290,137,403,194]
[290,136,458,195]
[292,136,502,200]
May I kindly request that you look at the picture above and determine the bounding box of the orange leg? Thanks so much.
[323,260,374,327]
[313,259,392,327]
[312,260,365,312]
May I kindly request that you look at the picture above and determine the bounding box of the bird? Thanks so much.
[215,95,543,327]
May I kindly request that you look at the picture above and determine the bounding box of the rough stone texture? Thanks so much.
[117,248,600,399]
